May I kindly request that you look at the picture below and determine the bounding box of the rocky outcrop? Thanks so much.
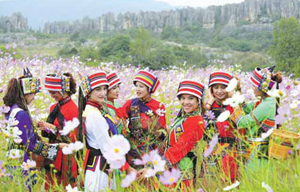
[42,0,300,34]
[0,12,28,33]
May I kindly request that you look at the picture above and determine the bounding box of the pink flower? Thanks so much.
[204,134,218,157]
[159,168,181,185]
[121,171,137,188]
[21,159,36,171]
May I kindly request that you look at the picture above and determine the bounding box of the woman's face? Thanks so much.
[252,86,263,97]
[89,85,107,104]
[49,91,63,102]
[25,93,36,105]
[135,81,150,99]
[212,84,228,102]
[107,84,120,100]
[180,94,199,113]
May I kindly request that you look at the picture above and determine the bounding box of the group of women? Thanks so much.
[2,65,282,191]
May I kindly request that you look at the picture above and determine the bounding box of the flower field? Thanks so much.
[1,47,300,192]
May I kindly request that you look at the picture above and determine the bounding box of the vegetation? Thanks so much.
[269,17,300,77]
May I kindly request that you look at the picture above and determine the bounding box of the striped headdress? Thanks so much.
[107,72,121,90]
[44,74,70,92]
[79,71,108,97]
[177,80,205,100]
[133,70,160,93]
[249,66,276,93]
[20,68,41,94]
[208,71,233,87]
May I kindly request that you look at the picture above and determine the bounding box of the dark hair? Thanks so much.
[3,77,27,110]
[63,72,76,95]
[271,72,283,84]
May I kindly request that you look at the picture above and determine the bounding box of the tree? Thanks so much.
[269,17,300,77]
[129,27,158,66]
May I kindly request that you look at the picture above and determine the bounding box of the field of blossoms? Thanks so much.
[1,46,300,192]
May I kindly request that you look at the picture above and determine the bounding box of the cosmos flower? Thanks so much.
[159,168,181,185]
[60,118,79,136]
[121,171,137,188]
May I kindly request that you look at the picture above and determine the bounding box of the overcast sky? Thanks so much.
[154,0,245,7]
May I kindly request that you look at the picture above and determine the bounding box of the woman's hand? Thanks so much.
[126,166,137,175]
[206,87,215,110]
[58,143,69,149]
[37,121,55,131]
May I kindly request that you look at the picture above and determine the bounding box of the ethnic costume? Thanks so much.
[120,70,166,169]
[79,71,127,192]
[231,67,277,169]
[203,71,237,182]
[106,72,127,135]
[165,80,205,187]
[42,74,78,189]
[4,69,59,191]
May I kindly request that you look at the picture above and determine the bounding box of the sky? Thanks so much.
[154,0,245,7]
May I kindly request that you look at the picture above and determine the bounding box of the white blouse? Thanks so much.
[84,105,111,152]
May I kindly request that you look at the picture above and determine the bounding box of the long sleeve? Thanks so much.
[238,98,276,134]
[165,116,205,165]
[242,102,255,114]
[15,111,59,161]
[85,108,111,152]
[118,99,132,119]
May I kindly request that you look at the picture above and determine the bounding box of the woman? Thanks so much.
[204,71,237,183]
[3,68,66,191]
[230,66,282,169]
[78,71,129,191]
[106,72,127,136]
[37,73,78,189]
[120,70,166,169]
[164,80,205,187]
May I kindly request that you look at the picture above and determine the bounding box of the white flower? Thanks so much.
[7,149,21,159]
[217,110,230,122]
[223,92,245,108]
[156,108,166,117]
[159,168,181,185]
[267,89,286,98]
[21,159,36,171]
[66,184,81,192]
[103,135,130,169]
[290,100,300,109]
[133,150,166,178]
[225,78,238,92]
[107,157,126,169]
[223,181,240,191]
[121,171,137,188]
[60,118,79,136]
[145,109,154,116]
[262,182,273,192]
[62,141,84,155]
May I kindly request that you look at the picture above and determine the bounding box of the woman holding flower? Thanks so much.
[78,71,131,191]
[230,66,282,169]
[204,71,238,183]
[3,68,66,191]
[164,80,206,187]
[37,72,78,189]
[119,70,167,170]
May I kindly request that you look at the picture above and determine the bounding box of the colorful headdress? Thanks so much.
[208,71,233,87]
[79,71,108,97]
[249,66,276,93]
[133,70,160,93]
[44,74,70,92]
[20,68,41,94]
[177,80,205,100]
[107,72,121,90]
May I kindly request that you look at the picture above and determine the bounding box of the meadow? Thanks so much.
[0,46,300,192]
